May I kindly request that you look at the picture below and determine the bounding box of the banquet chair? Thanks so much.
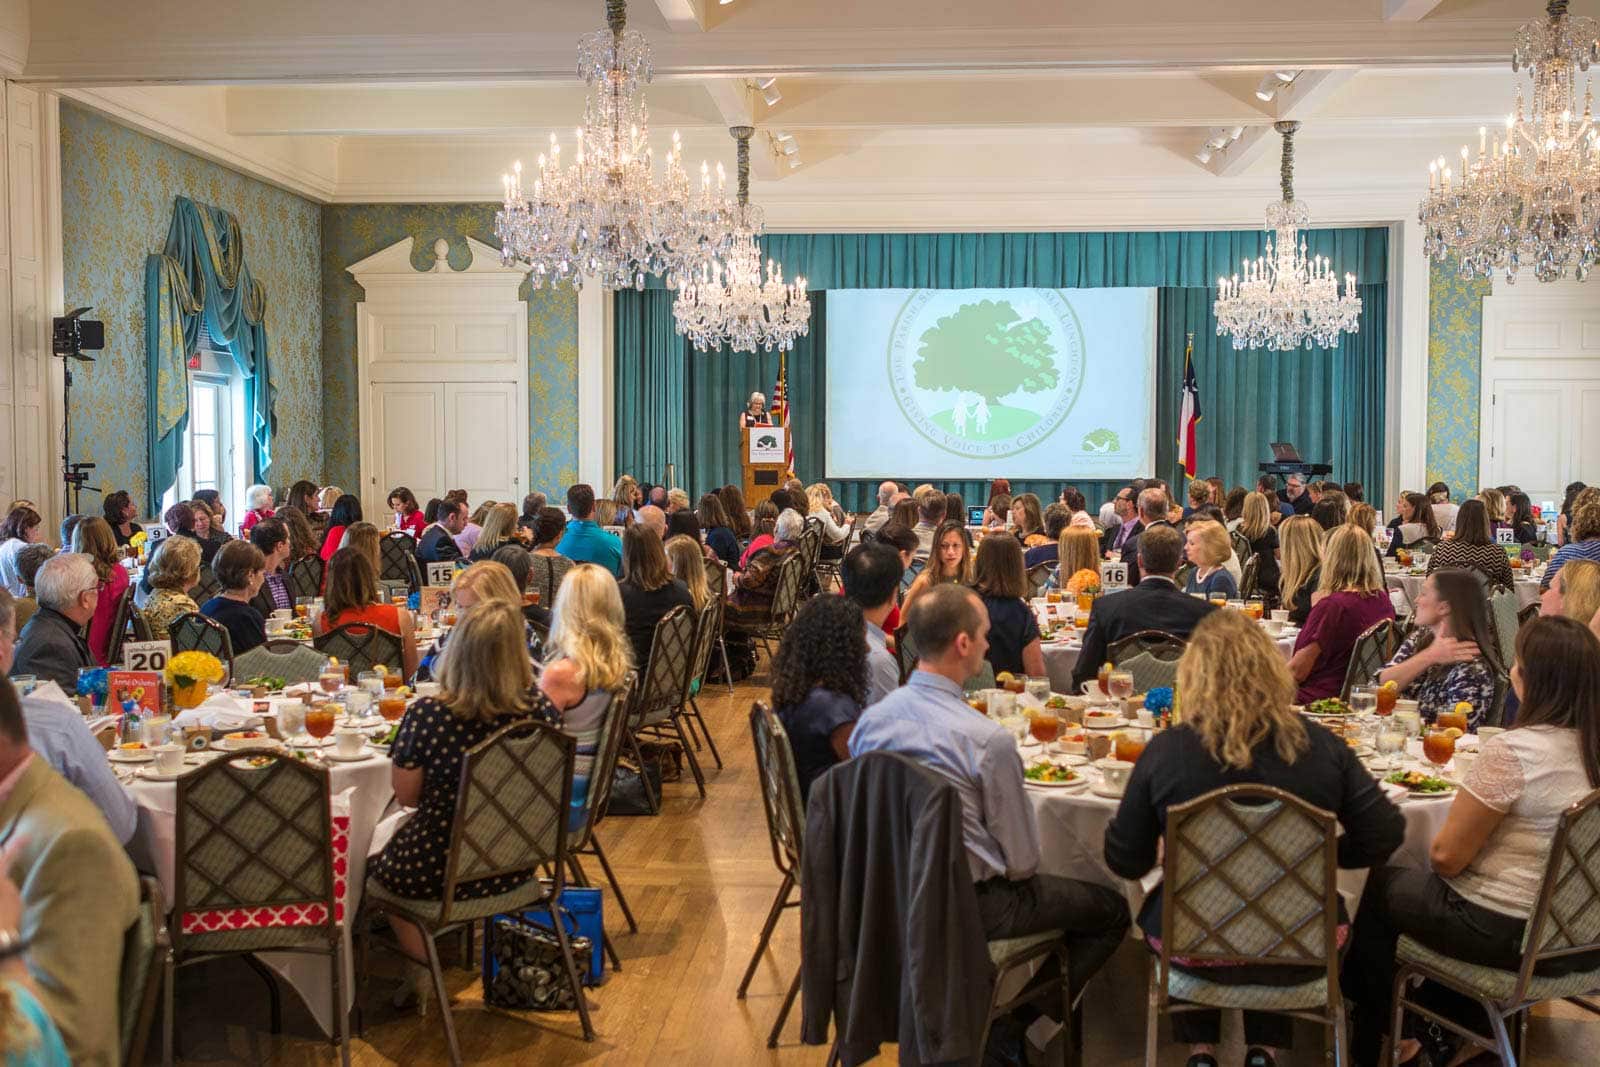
[167,751,348,1066]
[1230,529,1254,567]
[1389,786,1600,1067]
[727,551,808,667]
[1338,619,1399,701]
[702,557,735,694]
[679,588,726,769]
[796,521,824,595]
[248,580,278,619]
[628,604,703,802]
[120,876,168,1067]
[233,638,329,686]
[814,519,852,591]
[740,703,805,1047]
[105,583,138,666]
[1487,585,1521,667]
[129,607,153,643]
[378,532,422,593]
[360,721,586,1061]
[1146,784,1343,1067]
[1107,631,1186,693]
[1027,562,1055,597]
[168,613,235,682]
[893,622,917,684]
[313,622,402,677]
[561,678,638,961]
[286,556,325,601]
[1517,601,1541,629]
[188,563,222,604]
[1239,554,1260,601]
[1174,563,1196,591]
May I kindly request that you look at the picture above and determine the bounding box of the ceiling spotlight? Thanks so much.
[1228,125,1245,141]
[1195,147,1214,164]
[781,139,800,156]
[1274,70,1298,83]
[788,156,802,169]
[775,131,795,144]
[755,77,777,91]
[1255,74,1279,102]
[1206,129,1231,150]
[763,84,782,106]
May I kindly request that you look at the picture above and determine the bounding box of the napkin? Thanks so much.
[171,691,262,732]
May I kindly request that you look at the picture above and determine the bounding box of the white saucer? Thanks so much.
[109,749,155,763]
[324,749,376,762]
[1088,782,1127,800]
[136,765,192,781]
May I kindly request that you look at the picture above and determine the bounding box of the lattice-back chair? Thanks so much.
[814,519,852,591]
[1338,618,1399,700]
[627,604,703,806]
[168,752,348,1065]
[561,678,638,963]
[1107,630,1187,693]
[1481,668,1512,729]
[1239,554,1260,601]
[679,590,726,770]
[168,612,235,684]
[1488,584,1521,668]
[105,583,138,666]
[233,638,330,687]
[738,703,807,1047]
[1174,562,1196,591]
[1147,784,1342,1066]
[120,875,167,1067]
[129,606,153,643]
[1518,601,1542,629]
[1391,787,1600,1066]
[248,579,279,619]
[1027,562,1055,597]
[727,549,808,668]
[285,555,324,602]
[187,562,222,604]
[893,622,917,685]
[1230,529,1254,567]
[378,532,422,593]
[361,721,584,1061]
[702,557,734,694]
[313,622,402,678]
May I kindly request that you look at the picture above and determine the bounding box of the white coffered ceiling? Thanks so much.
[18,0,1599,229]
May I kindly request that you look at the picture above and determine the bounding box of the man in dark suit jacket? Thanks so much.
[1120,487,1175,587]
[1100,484,1140,558]
[415,498,466,564]
[1074,524,1216,690]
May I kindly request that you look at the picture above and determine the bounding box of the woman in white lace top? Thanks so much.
[1342,616,1600,1066]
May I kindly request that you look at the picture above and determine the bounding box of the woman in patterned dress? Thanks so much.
[1376,568,1502,729]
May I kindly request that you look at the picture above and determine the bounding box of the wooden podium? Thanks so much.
[741,424,788,508]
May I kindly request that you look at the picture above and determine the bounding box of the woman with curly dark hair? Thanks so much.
[771,594,869,803]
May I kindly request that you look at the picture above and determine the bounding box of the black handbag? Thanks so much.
[482,916,593,1011]
[605,762,664,816]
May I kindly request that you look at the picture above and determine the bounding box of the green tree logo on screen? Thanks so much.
[887,290,1086,460]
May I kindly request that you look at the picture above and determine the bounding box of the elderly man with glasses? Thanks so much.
[8,553,97,692]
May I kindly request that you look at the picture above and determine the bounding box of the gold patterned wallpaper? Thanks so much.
[59,103,323,510]
[319,204,579,496]
[1425,261,1491,495]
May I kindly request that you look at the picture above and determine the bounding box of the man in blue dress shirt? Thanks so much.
[556,483,623,578]
[850,583,1129,1051]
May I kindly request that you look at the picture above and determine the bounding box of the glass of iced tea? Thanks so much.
[1046,590,1062,604]
[1029,712,1062,749]
[294,597,312,619]
[1003,675,1025,695]
[1245,597,1265,620]
[1114,730,1148,763]
[1097,661,1113,695]
[381,670,403,691]
[1075,592,1094,613]
[1436,708,1470,733]
[1422,728,1456,771]
[377,693,407,722]
[305,704,337,741]
[1108,670,1134,702]
[1375,684,1398,716]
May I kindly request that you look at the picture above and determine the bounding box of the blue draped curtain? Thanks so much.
[144,197,276,514]
[614,228,1388,512]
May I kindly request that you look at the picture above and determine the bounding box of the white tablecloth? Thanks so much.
[1386,572,1541,611]
[1039,630,1297,695]
[126,750,395,1036]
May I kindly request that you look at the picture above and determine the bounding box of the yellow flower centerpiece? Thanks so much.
[166,651,225,709]
[1064,568,1102,597]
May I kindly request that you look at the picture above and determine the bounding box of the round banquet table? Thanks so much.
[1039,629,1298,696]
[124,748,396,1037]
[1386,571,1541,611]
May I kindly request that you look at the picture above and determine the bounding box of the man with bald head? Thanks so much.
[1120,486,1175,587]
[636,504,667,541]
[862,480,899,534]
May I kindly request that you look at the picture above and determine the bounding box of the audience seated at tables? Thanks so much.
[1540,558,1600,642]
[0,674,139,1067]
[416,496,467,566]
[368,601,562,998]
[771,595,867,803]
[971,533,1044,679]
[419,560,538,680]
[143,536,201,640]
[901,520,972,617]
[8,554,96,692]
[557,484,623,578]
[9,543,50,632]
[239,483,275,535]
[0,590,136,844]
[695,493,740,569]
[1425,499,1514,589]
[841,541,905,706]
[728,509,805,626]
[1376,569,1501,729]
[539,564,634,831]
[1073,525,1216,691]
[1277,515,1324,627]
[249,516,294,614]
[467,502,521,562]
[102,489,144,548]
[200,540,268,656]
[1121,487,1175,587]
[618,525,694,674]
[1105,609,1403,1067]
[850,584,1130,1055]
[1543,497,1600,591]
[664,534,709,613]
[317,547,420,677]
[1288,525,1396,703]
[0,505,44,596]
[387,485,426,539]
[275,504,321,562]
[1183,519,1239,600]
[71,518,129,667]
[1344,616,1600,1067]
[526,507,574,607]
[1428,481,1459,533]
[318,494,363,564]
[1024,503,1070,570]
[1386,490,1440,557]
[1044,525,1102,592]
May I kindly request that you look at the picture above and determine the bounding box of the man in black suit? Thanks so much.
[1073,524,1216,691]
[416,497,466,564]
[1120,487,1175,587]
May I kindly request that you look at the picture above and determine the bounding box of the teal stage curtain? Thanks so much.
[144,197,276,514]
[614,228,1388,513]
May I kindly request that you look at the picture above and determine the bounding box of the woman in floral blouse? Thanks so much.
[1376,568,1502,729]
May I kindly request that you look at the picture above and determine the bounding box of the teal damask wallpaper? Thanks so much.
[1425,261,1491,495]
[320,204,579,496]
[59,103,323,510]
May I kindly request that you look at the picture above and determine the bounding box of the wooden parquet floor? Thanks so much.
[167,677,1600,1066]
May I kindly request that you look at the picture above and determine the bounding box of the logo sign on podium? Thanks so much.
[122,640,172,673]
[1101,561,1129,590]
[749,427,786,465]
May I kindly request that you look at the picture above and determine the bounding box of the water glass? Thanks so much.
[343,689,374,722]
[1349,685,1378,717]
[1024,676,1051,702]
[357,670,384,697]
[278,700,307,746]
[1375,725,1406,771]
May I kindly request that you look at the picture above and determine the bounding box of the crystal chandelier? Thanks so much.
[494,0,736,290]
[1418,0,1599,283]
[1214,121,1362,352]
[673,127,811,353]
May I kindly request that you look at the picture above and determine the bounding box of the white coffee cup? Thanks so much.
[334,728,366,758]
[153,743,186,775]
[1095,758,1135,794]
[270,608,292,622]
[1135,709,1156,728]
[1263,619,1285,636]
[1477,727,1505,744]
[415,682,442,698]
[1452,750,1478,779]
[1271,609,1290,623]
[1079,680,1099,696]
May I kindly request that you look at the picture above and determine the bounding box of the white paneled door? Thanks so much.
[444,383,519,506]
[371,383,445,508]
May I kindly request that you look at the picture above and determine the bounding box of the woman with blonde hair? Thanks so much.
[73,517,130,665]
[612,475,641,520]
[1239,491,1281,598]
[142,534,201,639]
[805,482,848,558]
[450,559,524,614]
[468,502,520,562]
[316,486,343,513]
[1288,525,1396,702]
[1106,609,1403,1063]
[1044,526,1102,591]
[1183,520,1238,599]
[1539,558,1600,640]
[540,563,634,830]
[1277,515,1324,626]
[903,520,974,613]
[1477,487,1508,531]
[339,521,382,574]
[665,534,710,611]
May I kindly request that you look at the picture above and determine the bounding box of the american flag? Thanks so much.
[772,352,794,473]
[1178,333,1201,479]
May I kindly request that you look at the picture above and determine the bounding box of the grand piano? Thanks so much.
[1258,441,1331,481]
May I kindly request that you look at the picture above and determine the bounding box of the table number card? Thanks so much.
[1101,561,1129,590]
[425,561,456,588]
[1495,527,1516,546]
[122,639,173,674]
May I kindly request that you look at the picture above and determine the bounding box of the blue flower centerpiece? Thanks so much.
[1144,687,1175,715]
[76,667,110,707]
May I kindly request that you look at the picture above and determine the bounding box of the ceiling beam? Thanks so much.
[1384,0,1445,21]
[651,0,707,33]
[1205,69,1353,177]
[698,76,783,180]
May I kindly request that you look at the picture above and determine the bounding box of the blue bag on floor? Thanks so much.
[482,887,605,988]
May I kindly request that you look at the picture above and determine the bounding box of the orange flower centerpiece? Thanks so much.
[1063,569,1102,597]
[166,651,225,710]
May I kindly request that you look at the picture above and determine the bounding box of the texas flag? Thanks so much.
[1178,335,1201,479]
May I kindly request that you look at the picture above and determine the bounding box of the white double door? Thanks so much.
[369,380,523,514]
